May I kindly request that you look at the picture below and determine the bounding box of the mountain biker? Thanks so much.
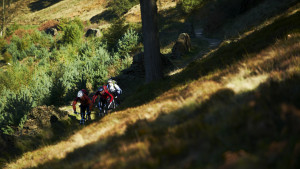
[107,79,122,105]
[92,85,114,116]
[72,89,93,124]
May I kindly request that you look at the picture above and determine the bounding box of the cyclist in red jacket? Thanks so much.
[72,89,93,124]
[92,85,114,116]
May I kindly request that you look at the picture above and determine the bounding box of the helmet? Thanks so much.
[108,79,113,83]
[98,86,104,92]
[77,90,83,98]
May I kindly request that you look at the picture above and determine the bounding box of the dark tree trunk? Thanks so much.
[140,0,163,83]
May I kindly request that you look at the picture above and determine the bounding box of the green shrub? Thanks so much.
[32,31,54,48]
[27,57,34,66]
[25,44,38,57]
[103,18,129,51]
[177,0,207,14]
[48,64,66,106]
[122,53,133,69]
[18,115,27,130]
[0,63,32,92]
[5,23,20,38]
[1,126,14,135]
[14,35,31,51]
[30,30,42,43]
[7,35,32,61]
[4,88,33,129]
[62,24,83,44]
[71,17,84,31]
[0,38,7,54]
[109,0,139,17]
[35,47,50,60]
[79,42,93,58]
[2,52,12,63]
[29,69,52,106]
[49,48,60,62]
[117,28,139,56]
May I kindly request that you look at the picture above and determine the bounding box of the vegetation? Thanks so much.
[108,0,139,18]
[177,0,208,14]
[0,16,141,138]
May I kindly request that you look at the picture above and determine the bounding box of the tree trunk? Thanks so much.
[140,0,163,83]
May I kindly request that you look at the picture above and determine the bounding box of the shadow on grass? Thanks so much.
[89,9,118,23]
[117,10,300,111]
[28,0,63,12]
[0,113,81,168]
[29,73,300,169]
[158,5,192,50]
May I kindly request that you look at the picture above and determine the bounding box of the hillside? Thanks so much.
[1,0,300,169]
[9,0,107,25]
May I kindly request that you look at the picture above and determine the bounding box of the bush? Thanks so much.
[103,18,129,51]
[36,47,51,60]
[62,24,83,44]
[0,63,32,92]
[117,28,139,56]
[4,88,33,130]
[177,0,207,14]
[31,30,54,48]
[0,38,7,54]
[5,23,20,38]
[29,68,52,106]
[79,42,93,58]
[7,35,32,61]
[109,0,139,17]
[2,52,12,63]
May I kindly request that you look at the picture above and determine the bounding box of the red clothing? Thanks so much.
[92,86,114,103]
[72,94,93,112]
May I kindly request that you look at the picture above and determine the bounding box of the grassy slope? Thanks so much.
[3,1,300,169]
[11,0,106,25]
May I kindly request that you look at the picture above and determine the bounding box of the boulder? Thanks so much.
[20,105,68,136]
[85,28,102,37]
[172,33,192,59]
[45,28,58,36]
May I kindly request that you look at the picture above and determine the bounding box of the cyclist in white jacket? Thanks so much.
[107,79,122,105]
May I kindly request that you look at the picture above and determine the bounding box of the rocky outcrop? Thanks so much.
[45,28,58,36]
[85,28,102,37]
[19,105,68,136]
[172,33,192,59]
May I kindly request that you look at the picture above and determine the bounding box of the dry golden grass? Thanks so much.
[10,0,176,25]
[124,0,176,23]
[11,0,107,25]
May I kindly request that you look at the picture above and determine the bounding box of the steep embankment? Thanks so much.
[4,2,300,169]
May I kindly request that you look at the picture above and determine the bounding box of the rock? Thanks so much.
[85,28,102,37]
[45,28,58,36]
[21,105,68,137]
[130,52,175,74]
[172,33,192,59]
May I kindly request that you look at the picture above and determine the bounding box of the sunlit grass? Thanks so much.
[11,0,107,25]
